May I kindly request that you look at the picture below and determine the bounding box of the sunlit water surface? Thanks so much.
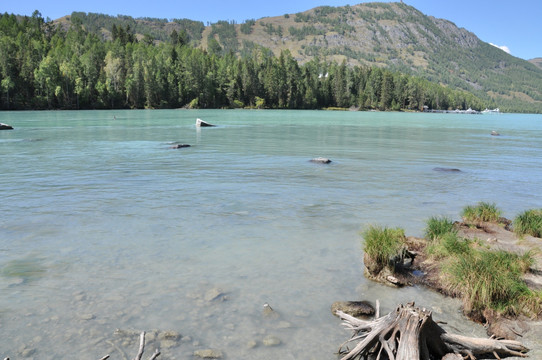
[1,110,541,359]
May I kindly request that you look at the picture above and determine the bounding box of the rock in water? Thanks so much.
[262,335,281,346]
[194,349,223,358]
[196,118,215,127]
[171,144,191,149]
[433,167,461,172]
[310,157,332,164]
[331,301,375,317]
[262,303,279,319]
[204,288,226,302]
[0,123,14,130]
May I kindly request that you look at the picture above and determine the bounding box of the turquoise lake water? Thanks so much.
[1,109,541,359]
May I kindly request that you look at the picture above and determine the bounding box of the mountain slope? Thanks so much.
[530,58,542,70]
[227,2,542,112]
[55,2,542,112]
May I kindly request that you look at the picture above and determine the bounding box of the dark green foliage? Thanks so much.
[240,19,255,34]
[513,209,542,238]
[69,12,204,43]
[288,25,325,41]
[262,23,283,37]
[209,20,238,53]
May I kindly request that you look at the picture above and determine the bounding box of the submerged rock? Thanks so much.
[262,335,281,346]
[78,313,96,320]
[194,349,223,358]
[204,288,226,302]
[433,167,461,172]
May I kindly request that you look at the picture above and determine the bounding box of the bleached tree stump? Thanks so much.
[337,302,528,360]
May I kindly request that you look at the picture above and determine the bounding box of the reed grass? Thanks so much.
[424,216,456,241]
[461,202,502,223]
[513,209,542,238]
[362,225,405,270]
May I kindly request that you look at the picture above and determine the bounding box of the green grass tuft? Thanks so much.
[443,249,538,316]
[461,202,502,223]
[426,232,473,259]
[424,216,456,241]
[513,209,542,238]
[362,225,405,270]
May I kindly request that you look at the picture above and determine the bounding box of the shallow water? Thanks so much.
[1,109,541,359]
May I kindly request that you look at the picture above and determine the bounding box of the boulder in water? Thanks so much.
[310,157,332,164]
[196,118,215,127]
[0,123,13,130]
[331,300,375,318]
[171,144,191,149]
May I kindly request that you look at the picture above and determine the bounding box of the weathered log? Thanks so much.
[337,302,529,360]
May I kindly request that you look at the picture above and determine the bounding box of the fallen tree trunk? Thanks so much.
[337,302,528,360]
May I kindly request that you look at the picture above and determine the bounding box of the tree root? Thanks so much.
[337,302,529,360]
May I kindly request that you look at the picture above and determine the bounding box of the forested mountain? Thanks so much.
[0,10,485,111]
[215,2,542,113]
[2,2,542,112]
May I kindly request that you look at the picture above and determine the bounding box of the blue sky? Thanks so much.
[2,0,541,60]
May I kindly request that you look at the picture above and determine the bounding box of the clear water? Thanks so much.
[1,109,541,359]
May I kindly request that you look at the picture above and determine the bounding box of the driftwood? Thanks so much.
[337,302,528,360]
[100,331,160,360]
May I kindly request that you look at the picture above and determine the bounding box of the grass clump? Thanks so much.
[513,209,542,238]
[362,225,405,270]
[443,249,539,316]
[461,202,502,223]
[426,232,473,259]
[424,216,456,241]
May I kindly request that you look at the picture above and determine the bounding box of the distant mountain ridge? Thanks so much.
[53,2,542,112]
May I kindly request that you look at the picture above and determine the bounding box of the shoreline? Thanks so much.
[361,215,542,358]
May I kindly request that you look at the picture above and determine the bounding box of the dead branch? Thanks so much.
[99,331,160,360]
